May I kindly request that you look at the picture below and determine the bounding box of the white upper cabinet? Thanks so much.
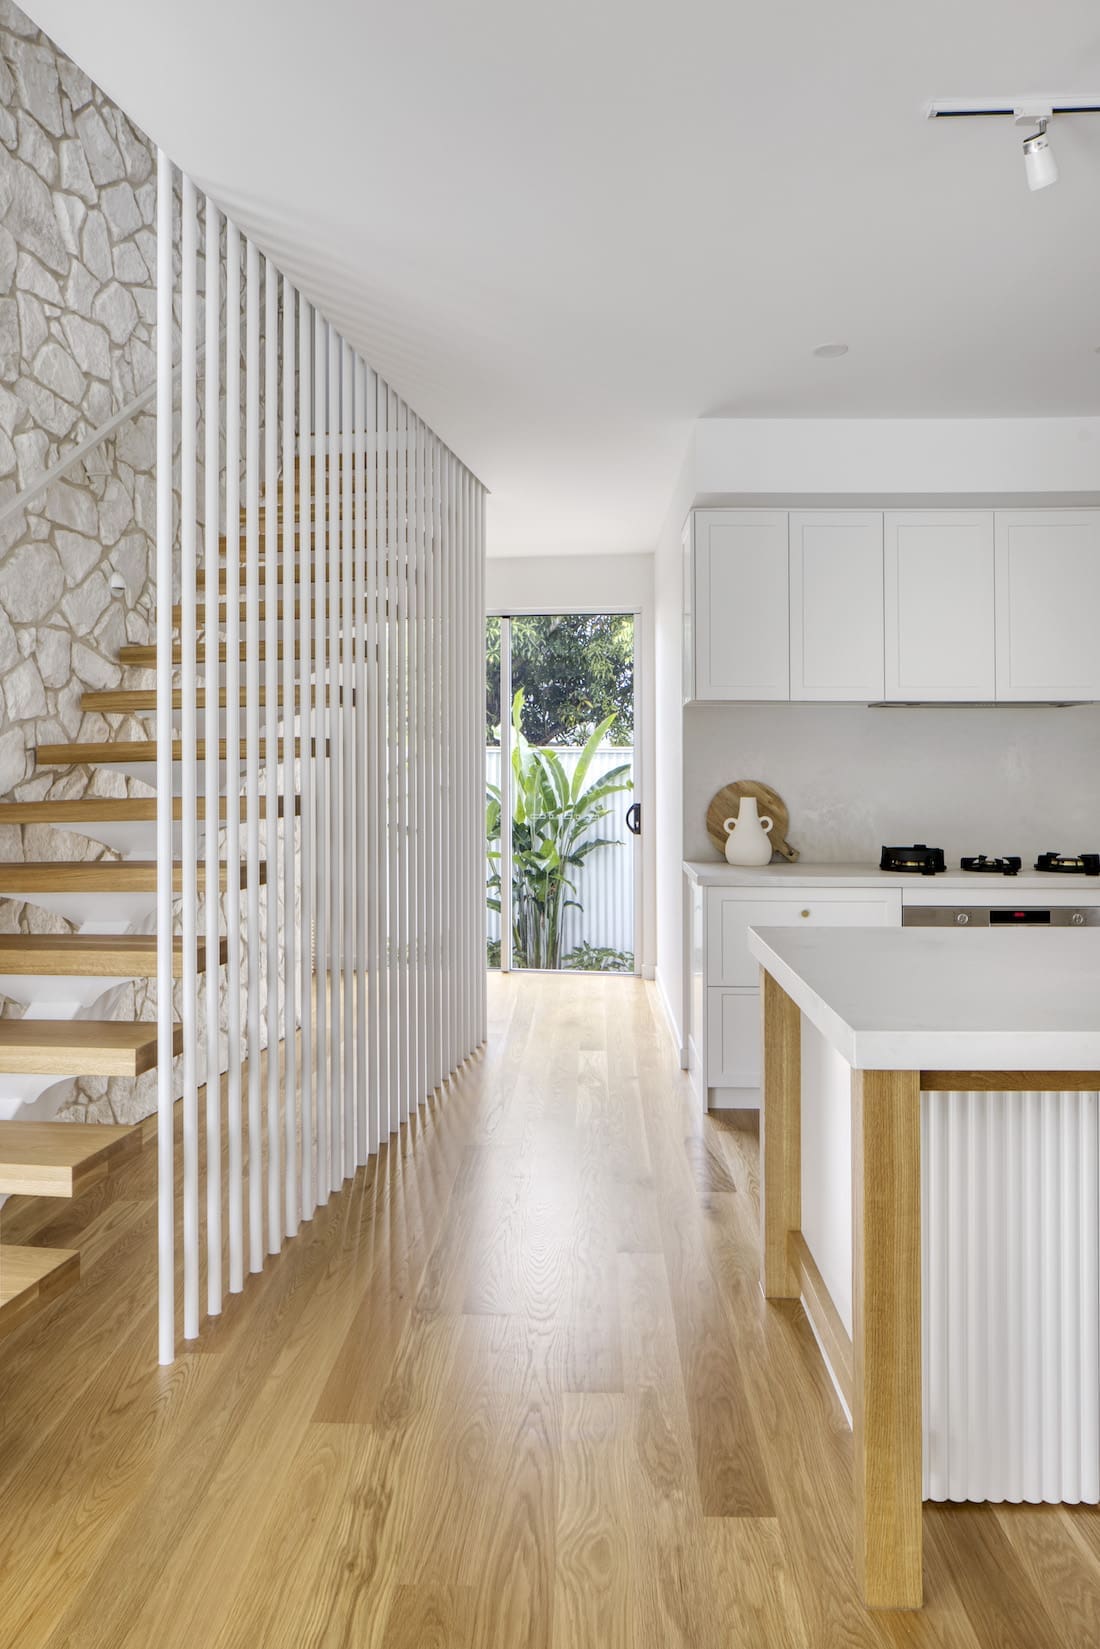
[884,512,995,701]
[995,511,1100,701]
[789,512,884,700]
[692,510,789,700]
[683,506,1100,704]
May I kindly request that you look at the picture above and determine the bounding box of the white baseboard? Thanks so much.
[653,969,687,1067]
[708,1086,761,1111]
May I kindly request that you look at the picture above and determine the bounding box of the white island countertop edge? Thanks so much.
[747,925,1100,1072]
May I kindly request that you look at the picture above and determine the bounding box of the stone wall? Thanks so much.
[0,1,180,1124]
[0,0,157,791]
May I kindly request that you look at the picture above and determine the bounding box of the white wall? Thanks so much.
[693,417,1100,498]
[485,553,656,975]
[652,443,695,1054]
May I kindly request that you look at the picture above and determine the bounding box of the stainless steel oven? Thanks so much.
[902,904,1100,928]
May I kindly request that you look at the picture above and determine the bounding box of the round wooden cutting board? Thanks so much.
[705,780,799,863]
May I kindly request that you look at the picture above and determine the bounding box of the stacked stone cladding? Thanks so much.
[0,0,283,1124]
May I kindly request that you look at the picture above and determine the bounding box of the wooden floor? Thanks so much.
[1,973,1098,1647]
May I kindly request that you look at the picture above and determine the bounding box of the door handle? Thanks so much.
[626,802,641,837]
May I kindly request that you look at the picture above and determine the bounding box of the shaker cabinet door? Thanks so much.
[884,512,995,701]
[995,511,1100,700]
[692,511,789,700]
[789,511,884,700]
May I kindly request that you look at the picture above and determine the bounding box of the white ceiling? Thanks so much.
[24,0,1100,556]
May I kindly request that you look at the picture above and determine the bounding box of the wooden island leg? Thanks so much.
[760,971,801,1299]
[851,1068,923,1609]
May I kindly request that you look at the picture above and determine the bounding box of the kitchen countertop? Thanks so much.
[684,859,1100,894]
[746,925,1100,1071]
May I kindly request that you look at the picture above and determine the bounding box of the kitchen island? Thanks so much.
[748,925,1100,1610]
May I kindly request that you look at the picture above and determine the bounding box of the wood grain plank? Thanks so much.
[920,1070,1100,1092]
[0,1021,177,1079]
[926,1506,1066,1649]
[994,1506,1100,1649]
[0,861,262,892]
[851,1068,923,1610]
[381,1583,475,1649]
[0,796,297,825]
[552,1393,631,1649]
[761,971,801,1298]
[0,1120,138,1197]
[0,933,227,977]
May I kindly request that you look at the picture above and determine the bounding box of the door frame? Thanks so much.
[488,605,644,976]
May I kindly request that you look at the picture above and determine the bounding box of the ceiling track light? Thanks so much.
[925,95,1100,192]
[1022,119,1057,191]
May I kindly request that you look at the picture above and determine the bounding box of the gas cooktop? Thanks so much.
[961,855,1022,876]
[1034,852,1100,876]
[879,846,1100,876]
[880,844,946,875]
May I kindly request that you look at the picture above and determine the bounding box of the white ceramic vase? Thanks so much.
[723,795,775,866]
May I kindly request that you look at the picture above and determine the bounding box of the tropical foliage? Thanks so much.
[486,614,634,746]
[487,690,632,970]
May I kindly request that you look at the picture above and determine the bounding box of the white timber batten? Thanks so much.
[154,158,487,1362]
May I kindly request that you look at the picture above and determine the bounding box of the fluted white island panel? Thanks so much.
[749,924,1100,1610]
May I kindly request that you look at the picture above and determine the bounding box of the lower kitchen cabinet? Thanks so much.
[706,988,762,1088]
[689,882,902,1107]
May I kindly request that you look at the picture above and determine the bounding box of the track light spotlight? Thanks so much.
[925,95,1100,193]
[1022,119,1058,191]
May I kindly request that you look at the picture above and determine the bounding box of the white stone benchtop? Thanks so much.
[746,925,1100,1071]
[685,860,1100,895]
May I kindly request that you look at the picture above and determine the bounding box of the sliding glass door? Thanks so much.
[486,612,638,974]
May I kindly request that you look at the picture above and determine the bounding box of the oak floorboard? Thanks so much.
[381,1582,476,1649]
[551,1393,632,1649]
[925,1505,1065,1649]
[994,1507,1100,1649]
[0,973,1093,1648]
[618,990,773,1519]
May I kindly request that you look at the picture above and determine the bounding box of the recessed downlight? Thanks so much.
[813,342,849,359]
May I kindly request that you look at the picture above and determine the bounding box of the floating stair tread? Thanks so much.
[0,861,265,893]
[0,934,228,977]
[119,643,301,667]
[0,1245,79,1332]
[0,796,298,826]
[82,687,348,714]
[36,737,314,767]
[199,568,346,594]
[172,600,318,625]
[0,1020,180,1078]
[0,1119,140,1196]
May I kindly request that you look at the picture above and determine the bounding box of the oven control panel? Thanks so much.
[901,905,1100,928]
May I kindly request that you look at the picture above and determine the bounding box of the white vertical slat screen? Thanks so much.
[264,259,281,1257]
[281,276,298,1239]
[225,220,244,1297]
[244,239,263,1274]
[154,154,487,1361]
[922,1087,1100,1503]
[203,195,222,1316]
[179,174,199,1342]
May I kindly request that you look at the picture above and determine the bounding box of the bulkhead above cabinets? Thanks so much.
[682,507,1100,705]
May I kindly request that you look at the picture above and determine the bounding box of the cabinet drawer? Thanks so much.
[706,889,900,987]
[707,989,761,1088]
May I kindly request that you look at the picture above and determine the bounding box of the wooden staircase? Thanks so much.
[0,475,320,1341]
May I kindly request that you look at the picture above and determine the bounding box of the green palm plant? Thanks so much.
[487,689,632,970]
